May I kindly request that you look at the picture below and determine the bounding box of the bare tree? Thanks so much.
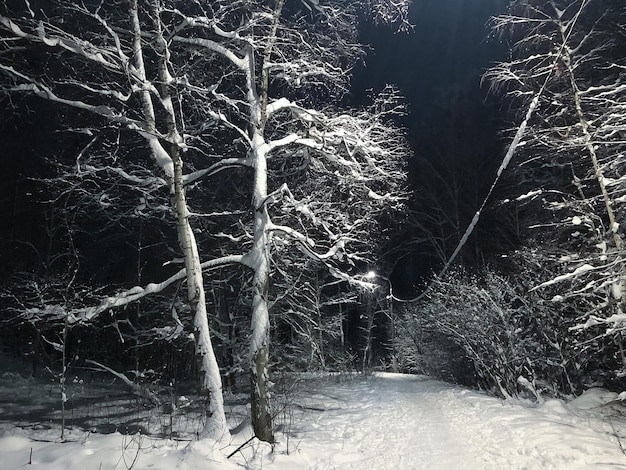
[166,3,408,439]
[0,0,232,439]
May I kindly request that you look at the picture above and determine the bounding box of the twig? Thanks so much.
[609,416,626,456]
[227,436,256,459]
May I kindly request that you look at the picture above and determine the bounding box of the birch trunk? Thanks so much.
[172,151,228,439]
[560,29,626,358]
[132,0,228,439]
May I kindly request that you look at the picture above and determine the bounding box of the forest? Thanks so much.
[1,0,626,451]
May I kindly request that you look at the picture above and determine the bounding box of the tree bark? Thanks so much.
[138,0,228,439]
[249,133,274,442]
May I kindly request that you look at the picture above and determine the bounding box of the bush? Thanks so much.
[398,262,584,400]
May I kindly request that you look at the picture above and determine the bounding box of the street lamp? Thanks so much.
[365,271,398,373]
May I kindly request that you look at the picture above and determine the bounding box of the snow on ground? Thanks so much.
[1,372,626,469]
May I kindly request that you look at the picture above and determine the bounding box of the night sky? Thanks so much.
[352,0,512,296]
[353,0,509,128]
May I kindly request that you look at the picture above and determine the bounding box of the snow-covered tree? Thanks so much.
[163,2,408,440]
[486,0,626,382]
[0,0,240,440]
[0,0,410,441]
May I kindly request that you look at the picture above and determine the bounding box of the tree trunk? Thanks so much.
[132,0,228,439]
[249,134,274,442]
[245,0,285,438]
[172,155,228,439]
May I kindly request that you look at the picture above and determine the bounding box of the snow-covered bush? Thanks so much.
[399,260,586,399]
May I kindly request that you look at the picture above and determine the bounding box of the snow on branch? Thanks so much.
[72,255,246,324]
[0,15,124,70]
[365,0,412,31]
[0,66,144,129]
[183,157,252,185]
[172,35,246,71]
[570,312,626,333]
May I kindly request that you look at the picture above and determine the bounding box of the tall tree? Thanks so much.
[0,0,233,439]
[166,1,408,440]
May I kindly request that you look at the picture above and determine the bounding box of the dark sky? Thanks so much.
[352,0,509,121]
[351,0,512,294]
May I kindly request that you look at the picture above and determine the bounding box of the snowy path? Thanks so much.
[261,374,626,470]
[288,375,478,469]
[2,373,626,469]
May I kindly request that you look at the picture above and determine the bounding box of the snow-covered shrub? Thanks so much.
[399,261,584,399]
